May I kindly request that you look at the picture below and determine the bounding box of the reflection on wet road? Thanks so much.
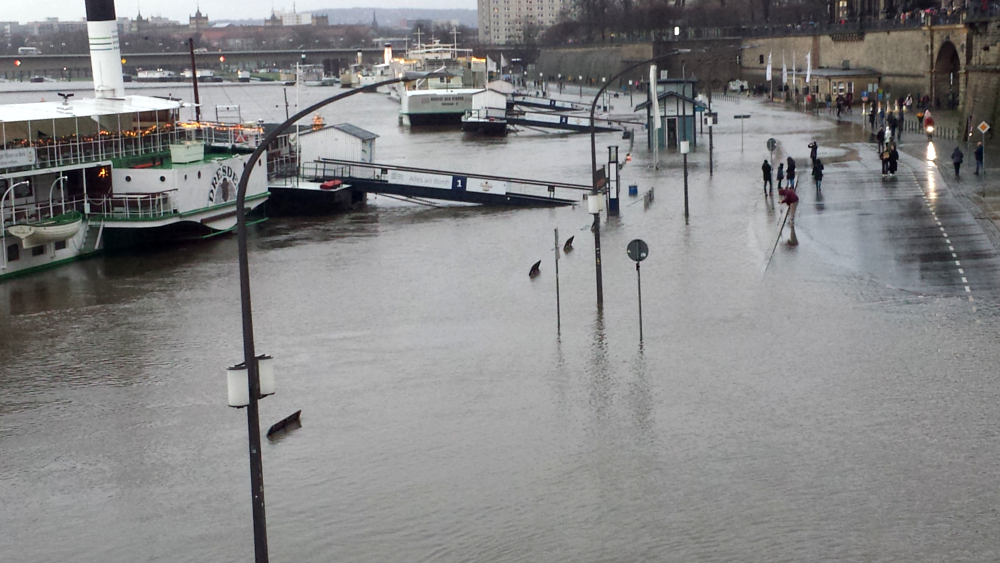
[776,142,1000,296]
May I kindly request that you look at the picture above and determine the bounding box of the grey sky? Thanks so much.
[4,1,476,25]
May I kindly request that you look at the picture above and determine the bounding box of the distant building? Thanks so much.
[273,9,313,26]
[189,8,209,33]
[478,0,566,44]
[264,12,282,27]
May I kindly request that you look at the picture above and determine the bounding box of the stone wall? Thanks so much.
[533,21,998,131]
[536,43,654,84]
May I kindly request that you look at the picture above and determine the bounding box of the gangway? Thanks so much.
[303,159,589,207]
[510,94,590,111]
[507,110,624,133]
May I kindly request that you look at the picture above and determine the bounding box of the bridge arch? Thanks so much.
[933,40,961,110]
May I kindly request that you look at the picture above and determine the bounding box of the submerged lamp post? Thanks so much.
[589,50,687,307]
[231,74,413,563]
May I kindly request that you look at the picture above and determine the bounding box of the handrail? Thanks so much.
[48,176,68,217]
[1,180,30,270]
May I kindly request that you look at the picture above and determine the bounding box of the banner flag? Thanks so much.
[766,52,772,81]
[651,65,661,131]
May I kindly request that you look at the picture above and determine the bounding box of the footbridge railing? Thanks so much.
[303,159,592,206]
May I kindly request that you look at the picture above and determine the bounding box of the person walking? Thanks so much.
[762,159,773,194]
[776,162,785,189]
[887,112,897,140]
[952,146,964,178]
[876,127,886,153]
[812,157,824,190]
[779,188,799,226]
[786,157,797,189]
[881,146,890,177]
[974,141,984,175]
[888,144,899,176]
[868,105,877,130]
[808,141,818,166]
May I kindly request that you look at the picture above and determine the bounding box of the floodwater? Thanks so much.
[3,83,1000,562]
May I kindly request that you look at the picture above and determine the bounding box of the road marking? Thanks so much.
[959,268,964,274]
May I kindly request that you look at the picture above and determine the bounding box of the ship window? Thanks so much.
[159,176,166,182]
[6,244,18,262]
[125,176,132,182]
[198,171,202,179]
[55,240,66,250]
[31,245,45,257]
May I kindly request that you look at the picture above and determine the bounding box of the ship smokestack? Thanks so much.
[86,0,125,98]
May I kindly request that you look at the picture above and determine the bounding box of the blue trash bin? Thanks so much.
[628,184,638,196]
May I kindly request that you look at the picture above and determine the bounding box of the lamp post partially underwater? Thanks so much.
[588,50,687,307]
[231,75,411,563]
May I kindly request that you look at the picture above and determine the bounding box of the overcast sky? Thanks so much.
[5,1,475,24]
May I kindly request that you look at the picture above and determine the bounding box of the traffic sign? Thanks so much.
[767,138,777,151]
[627,239,649,262]
[978,121,990,134]
[734,114,751,119]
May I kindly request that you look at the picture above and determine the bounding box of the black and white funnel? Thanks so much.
[86,0,125,98]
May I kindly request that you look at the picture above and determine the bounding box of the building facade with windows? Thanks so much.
[478,0,567,45]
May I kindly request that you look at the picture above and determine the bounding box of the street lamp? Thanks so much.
[588,50,689,307]
[232,74,414,563]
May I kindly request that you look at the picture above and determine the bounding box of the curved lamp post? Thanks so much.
[233,75,411,563]
[588,50,687,308]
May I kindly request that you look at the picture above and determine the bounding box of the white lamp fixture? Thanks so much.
[227,354,275,408]
[680,141,691,154]
[587,193,604,214]
[257,354,275,397]
[227,363,249,408]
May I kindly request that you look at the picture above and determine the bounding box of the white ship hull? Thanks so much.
[400,89,482,126]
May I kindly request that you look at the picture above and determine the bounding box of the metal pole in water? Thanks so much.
[636,261,643,341]
[554,228,561,332]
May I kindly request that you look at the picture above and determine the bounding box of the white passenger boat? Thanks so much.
[393,40,487,126]
[0,0,268,281]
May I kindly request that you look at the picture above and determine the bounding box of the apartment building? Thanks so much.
[478,0,566,45]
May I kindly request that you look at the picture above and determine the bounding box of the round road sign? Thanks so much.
[627,239,649,262]
[767,138,777,151]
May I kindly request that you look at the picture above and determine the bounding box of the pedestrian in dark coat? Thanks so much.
[974,142,984,174]
[812,158,824,190]
[869,106,877,130]
[786,157,797,188]
[762,160,773,194]
[888,145,899,175]
[876,128,886,153]
[776,163,785,189]
[808,141,818,166]
[952,147,964,178]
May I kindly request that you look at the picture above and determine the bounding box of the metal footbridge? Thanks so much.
[303,159,590,207]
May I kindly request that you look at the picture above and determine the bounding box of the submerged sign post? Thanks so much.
[734,114,751,152]
[626,239,649,342]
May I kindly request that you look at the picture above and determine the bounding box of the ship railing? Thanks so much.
[1,196,87,225]
[464,107,507,121]
[1,128,184,173]
[177,121,265,149]
[88,190,178,220]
